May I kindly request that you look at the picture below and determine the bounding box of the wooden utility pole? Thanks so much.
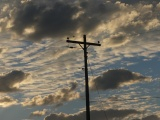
[66,35,101,120]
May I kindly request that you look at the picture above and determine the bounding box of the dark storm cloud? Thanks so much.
[44,109,140,120]
[115,0,160,5]
[78,0,120,32]
[133,114,160,120]
[1,0,160,45]
[11,1,79,40]
[22,82,79,106]
[142,115,160,120]
[0,70,30,92]
[90,69,151,90]
[9,0,121,41]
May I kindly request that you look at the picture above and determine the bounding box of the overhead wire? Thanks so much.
[34,42,85,120]
[64,41,103,120]
[66,38,109,119]
[56,43,86,120]
[32,41,82,75]
[87,58,159,119]
[87,54,160,120]
[88,58,109,120]
[31,44,83,74]
[95,96,160,102]
[67,43,89,120]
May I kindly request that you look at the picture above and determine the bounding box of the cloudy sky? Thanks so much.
[0,0,160,120]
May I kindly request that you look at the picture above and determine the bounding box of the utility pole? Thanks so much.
[66,35,101,120]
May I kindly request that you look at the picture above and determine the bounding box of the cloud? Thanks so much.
[117,0,160,5]
[142,115,160,120]
[1,0,160,44]
[44,109,140,120]
[106,32,131,47]
[0,0,160,47]
[0,48,7,57]
[0,96,17,107]
[10,1,80,40]
[22,82,80,106]
[1,0,122,41]
[30,109,48,117]
[90,69,151,90]
[0,70,30,92]
[0,48,7,54]
[133,114,160,120]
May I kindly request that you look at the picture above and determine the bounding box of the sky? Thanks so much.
[0,0,160,120]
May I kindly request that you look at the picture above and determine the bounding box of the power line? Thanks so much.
[88,59,109,120]
[108,96,160,101]
[67,72,84,120]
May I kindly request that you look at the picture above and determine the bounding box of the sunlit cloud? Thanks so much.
[22,82,80,106]
[44,109,140,120]
[0,96,17,107]
[0,48,7,55]
[30,109,48,117]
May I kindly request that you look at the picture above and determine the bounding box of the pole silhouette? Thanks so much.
[66,35,101,120]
